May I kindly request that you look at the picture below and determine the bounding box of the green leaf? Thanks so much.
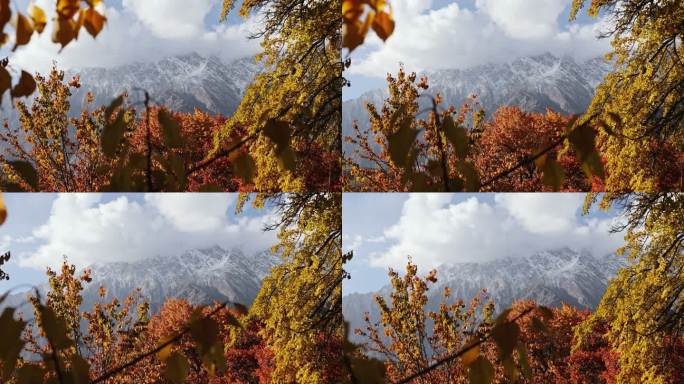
[537,306,554,319]
[277,146,296,172]
[189,313,219,351]
[350,355,386,384]
[492,321,520,359]
[158,109,183,148]
[105,95,124,120]
[502,355,519,382]
[233,153,256,184]
[262,120,292,149]
[536,155,565,191]
[468,356,494,384]
[66,354,90,384]
[517,344,532,378]
[387,119,418,167]
[199,184,222,192]
[532,316,550,334]
[101,110,126,158]
[442,115,468,159]
[164,352,190,384]
[457,160,480,192]
[16,365,44,384]
[0,308,26,380]
[567,121,604,182]
[8,161,38,190]
[40,306,73,350]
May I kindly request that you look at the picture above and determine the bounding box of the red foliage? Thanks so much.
[474,107,591,191]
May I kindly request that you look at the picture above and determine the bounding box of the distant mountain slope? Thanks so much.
[68,53,261,116]
[342,53,612,156]
[343,248,625,344]
[1,53,260,126]
[2,245,278,319]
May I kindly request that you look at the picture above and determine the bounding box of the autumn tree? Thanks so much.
[356,261,494,383]
[219,0,342,192]
[247,193,347,383]
[570,0,684,191]
[351,261,602,383]
[577,193,684,383]
[474,107,592,192]
[0,68,122,191]
[344,69,604,192]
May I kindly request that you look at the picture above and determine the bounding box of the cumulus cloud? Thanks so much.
[349,0,611,76]
[370,194,624,269]
[18,194,276,270]
[122,0,213,39]
[8,0,262,73]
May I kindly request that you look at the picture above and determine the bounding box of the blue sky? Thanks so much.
[343,193,625,294]
[2,0,260,74]
[343,0,612,100]
[0,193,277,293]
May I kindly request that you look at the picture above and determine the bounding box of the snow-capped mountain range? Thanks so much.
[343,53,613,156]
[1,53,260,125]
[1,245,278,319]
[343,248,626,344]
[68,53,261,116]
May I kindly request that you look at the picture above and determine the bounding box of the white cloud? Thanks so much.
[122,0,213,39]
[18,194,276,270]
[476,0,567,39]
[144,193,235,232]
[494,193,583,234]
[8,1,262,73]
[370,194,624,269]
[349,0,611,76]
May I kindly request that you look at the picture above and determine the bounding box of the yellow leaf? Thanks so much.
[12,13,34,51]
[461,343,480,366]
[0,0,10,32]
[82,8,106,37]
[52,16,77,48]
[29,4,46,33]
[157,337,174,361]
[342,0,363,21]
[0,194,6,226]
[56,0,80,19]
[371,11,394,41]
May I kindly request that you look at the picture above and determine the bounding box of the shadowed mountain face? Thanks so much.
[342,53,612,157]
[343,248,626,344]
[2,245,278,319]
